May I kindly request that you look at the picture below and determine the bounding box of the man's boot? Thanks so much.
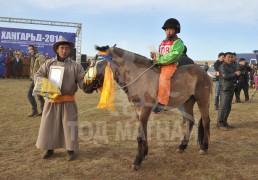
[43,150,54,159]
[235,99,242,103]
[28,111,38,117]
[67,150,76,161]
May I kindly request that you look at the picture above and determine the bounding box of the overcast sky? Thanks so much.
[1,0,258,60]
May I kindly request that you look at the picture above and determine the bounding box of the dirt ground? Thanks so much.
[0,78,258,179]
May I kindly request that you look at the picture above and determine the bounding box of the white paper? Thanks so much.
[49,67,64,89]
[148,45,158,54]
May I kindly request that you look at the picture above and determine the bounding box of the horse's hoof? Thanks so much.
[176,148,184,153]
[199,149,208,155]
[142,154,148,160]
[131,164,140,171]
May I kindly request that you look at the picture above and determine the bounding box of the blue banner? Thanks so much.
[0,27,76,58]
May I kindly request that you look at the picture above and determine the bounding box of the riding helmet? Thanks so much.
[162,18,181,33]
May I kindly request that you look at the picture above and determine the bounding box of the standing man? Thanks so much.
[45,53,50,60]
[150,18,184,113]
[27,45,45,117]
[235,58,250,102]
[21,54,31,78]
[204,62,209,72]
[214,52,224,110]
[232,52,238,102]
[249,64,255,88]
[35,37,86,161]
[232,52,238,71]
[5,54,12,78]
[12,53,22,78]
[217,52,241,129]
[0,47,6,78]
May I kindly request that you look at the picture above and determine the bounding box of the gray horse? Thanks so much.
[84,46,212,170]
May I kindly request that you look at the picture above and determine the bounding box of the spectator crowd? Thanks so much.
[214,52,258,130]
[0,46,52,79]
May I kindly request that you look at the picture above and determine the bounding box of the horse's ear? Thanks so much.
[109,44,116,54]
[95,45,110,52]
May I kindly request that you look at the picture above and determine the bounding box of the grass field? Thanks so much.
[1,78,258,179]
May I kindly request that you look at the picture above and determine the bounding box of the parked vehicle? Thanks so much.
[196,63,216,80]
[249,59,257,66]
[207,64,216,80]
[196,63,205,70]
[237,52,258,66]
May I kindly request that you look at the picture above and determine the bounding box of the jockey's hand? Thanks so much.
[150,52,156,61]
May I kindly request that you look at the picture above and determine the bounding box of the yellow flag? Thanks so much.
[97,61,114,110]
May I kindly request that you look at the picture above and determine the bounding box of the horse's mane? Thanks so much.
[112,47,153,66]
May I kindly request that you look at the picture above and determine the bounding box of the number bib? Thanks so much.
[159,40,174,54]
[158,37,179,55]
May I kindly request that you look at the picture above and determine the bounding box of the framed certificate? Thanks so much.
[49,66,64,89]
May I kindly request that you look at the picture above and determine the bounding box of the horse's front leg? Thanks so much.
[132,107,151,170]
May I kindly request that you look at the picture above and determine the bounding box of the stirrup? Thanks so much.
[153,103,164,113]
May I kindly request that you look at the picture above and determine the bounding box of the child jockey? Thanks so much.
[151,18,185,113]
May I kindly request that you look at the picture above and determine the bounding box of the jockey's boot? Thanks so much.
[67,150,76,161]
[153,103,165,113]
[43,150,54,159]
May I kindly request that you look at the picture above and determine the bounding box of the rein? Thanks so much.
[87,54,157,91]
[116,63,156,90]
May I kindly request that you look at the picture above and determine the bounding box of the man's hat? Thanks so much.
[53,36,74,54]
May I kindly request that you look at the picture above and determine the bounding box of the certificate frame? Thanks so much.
[49,66,64,90]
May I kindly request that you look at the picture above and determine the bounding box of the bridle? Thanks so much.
[92,74,104,91]
[86,53,156,91]
[85,55,108,92]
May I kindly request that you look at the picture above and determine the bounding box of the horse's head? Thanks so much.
[84,45,111,93]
